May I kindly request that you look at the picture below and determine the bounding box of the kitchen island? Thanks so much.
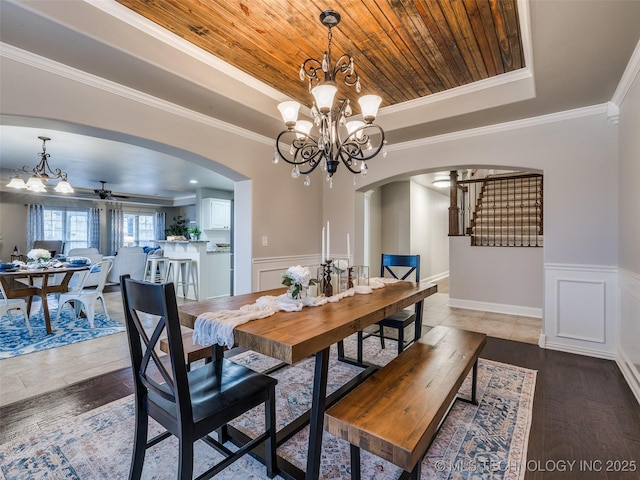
[156,240,230,300]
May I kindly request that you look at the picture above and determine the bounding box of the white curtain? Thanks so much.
[88,207,101,250]
[109,208,124,255]
[26,204,45,250]
[154,211,166,241]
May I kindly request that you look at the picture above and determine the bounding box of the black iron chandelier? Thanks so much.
[273,10,386,188]
[7,136,74,193]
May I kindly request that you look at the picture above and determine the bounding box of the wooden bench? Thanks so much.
[325,325,487,480]
[159,330,213,370]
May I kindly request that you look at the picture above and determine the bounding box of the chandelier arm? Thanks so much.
[275,130,324,175]
[333,54,359,88]
[301,58,324,89]
[338,149,362,174]
[337,124,386,162]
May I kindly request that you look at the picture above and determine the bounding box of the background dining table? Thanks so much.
[178,280,438,480]
[0,265,89,334]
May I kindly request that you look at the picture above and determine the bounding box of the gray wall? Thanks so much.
[410,182,449,281]
[372,181,449,281]
[449,236,543,311]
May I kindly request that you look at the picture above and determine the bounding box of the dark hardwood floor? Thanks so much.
[1,338,639,479]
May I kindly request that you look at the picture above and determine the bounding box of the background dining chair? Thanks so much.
[32,240,64,258]
[54,259,113,328]
[357,254,421,360]
[120,276,278,480]
[0,280,33,336]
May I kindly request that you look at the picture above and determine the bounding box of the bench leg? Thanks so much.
[337,339,345,360]
[458,359,480,405]
[409,461,422,480]
[350,444,361,480]
[471,359,478,405]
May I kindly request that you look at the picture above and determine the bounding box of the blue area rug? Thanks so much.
[0,337,536,479]
[0,309,126,359]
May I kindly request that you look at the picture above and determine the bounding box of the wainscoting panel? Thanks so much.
[556,279,606,343]
[617,269,640,404]
[252,255,321,292]
[543,264,618,359]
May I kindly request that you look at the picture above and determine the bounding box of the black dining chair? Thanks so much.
[357,254,422,361]
[120,275,278,480]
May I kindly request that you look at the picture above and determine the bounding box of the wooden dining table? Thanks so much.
[179,280,438,480]
[0,265,89,334]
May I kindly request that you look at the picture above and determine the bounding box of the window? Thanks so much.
[123,213,156,247]
[43,208,89,252]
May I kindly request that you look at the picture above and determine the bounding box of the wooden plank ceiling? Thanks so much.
[117,0,524,113]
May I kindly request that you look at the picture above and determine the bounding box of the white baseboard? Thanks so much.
[617,348,640,405]
[538,333,546,348]
[447,297,542,318]
[422,271,449,284]
[543,340,617,360]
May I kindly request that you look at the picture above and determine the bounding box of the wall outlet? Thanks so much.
[261,235,268,247]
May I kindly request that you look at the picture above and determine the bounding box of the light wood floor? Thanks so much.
[0,279,541,407]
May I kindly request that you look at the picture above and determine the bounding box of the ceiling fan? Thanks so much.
[93,181,129,200]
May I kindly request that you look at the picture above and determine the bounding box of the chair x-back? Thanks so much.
[357,254,422,361]
[120,275,277,480]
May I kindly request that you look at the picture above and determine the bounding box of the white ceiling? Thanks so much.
[1,0,639,203]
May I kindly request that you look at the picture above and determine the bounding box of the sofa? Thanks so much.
[67,247,103,265]
[105,247,148,284]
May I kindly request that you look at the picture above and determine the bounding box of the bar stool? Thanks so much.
[164,258,199,299]
[144,255,168,283]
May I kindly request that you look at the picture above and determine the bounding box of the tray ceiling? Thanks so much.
[116,0,525,111]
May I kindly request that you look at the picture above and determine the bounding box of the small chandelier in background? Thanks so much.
[273,10,386,188]
[6,136,74,193]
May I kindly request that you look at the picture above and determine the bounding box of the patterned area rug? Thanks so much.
[0,337,536,479]
[0,309,126,359]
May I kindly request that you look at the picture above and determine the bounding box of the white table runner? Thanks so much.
[193,277,398,348]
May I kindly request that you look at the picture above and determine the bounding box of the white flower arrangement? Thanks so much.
[27,248,51,262]
[282,265,317,299]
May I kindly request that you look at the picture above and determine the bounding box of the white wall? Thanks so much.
[616,43,640,403]
[366,188,382,269]
[381,182,410,255]
[410,181,449,281]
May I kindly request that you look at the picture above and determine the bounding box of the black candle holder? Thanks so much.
[322,260,333,297]
[347,266,354,289]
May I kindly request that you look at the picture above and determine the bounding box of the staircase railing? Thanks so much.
[451,173,543,247]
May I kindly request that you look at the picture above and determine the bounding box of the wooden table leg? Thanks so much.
[40,274,53,334]
[306,347,329,480]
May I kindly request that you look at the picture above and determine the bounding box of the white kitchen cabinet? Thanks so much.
[157,241,230,299]
[201,198,231,230]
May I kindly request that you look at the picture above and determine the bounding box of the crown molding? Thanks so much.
[85,0,289,104]
[381,68,534,117]
[390,104,608,152]
[610,38,640,107]
[1,43,273,146]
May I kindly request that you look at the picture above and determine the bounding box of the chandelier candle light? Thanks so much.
[6,136,74,193]
[273,10,386,188]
